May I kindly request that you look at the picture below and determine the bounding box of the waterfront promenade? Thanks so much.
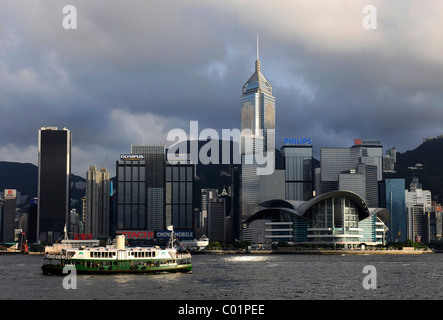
[193,246,435,255]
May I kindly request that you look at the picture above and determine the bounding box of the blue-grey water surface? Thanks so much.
[0,253,442,300]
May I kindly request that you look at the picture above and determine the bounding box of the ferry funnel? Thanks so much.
[116,234,125,249]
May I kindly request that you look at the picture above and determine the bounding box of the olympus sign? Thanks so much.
[120,154,144,161]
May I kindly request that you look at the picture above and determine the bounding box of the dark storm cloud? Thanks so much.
[1,0,443,175]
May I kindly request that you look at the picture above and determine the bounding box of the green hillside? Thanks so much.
[385,138,443,203]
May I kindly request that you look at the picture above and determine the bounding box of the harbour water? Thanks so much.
[1,252,442,301]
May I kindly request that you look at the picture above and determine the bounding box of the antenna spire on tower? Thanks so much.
[257,34,259,61]
[255,34,260,72]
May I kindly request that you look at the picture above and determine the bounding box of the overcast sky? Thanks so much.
[1,0,442,177]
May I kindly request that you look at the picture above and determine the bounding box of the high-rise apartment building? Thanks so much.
[86,165,110,238]
[131,145,165,231]
[37,126,71,243]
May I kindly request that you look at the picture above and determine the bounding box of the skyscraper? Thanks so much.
[405,177,432,242]
[240,37,275,154]
[165,158,194,231]
[384,179,406,242]
[319,141,382,207]
[37,126,71,243]
[116,155,147,231]
[281,145,313,201]
[241,37,276,222]
[131,145,165,231]
[86,165,110,238]
[2,189,16,242]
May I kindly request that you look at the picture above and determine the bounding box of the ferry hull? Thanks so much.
[41,263,192,275]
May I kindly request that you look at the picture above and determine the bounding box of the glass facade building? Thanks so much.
[165,161,194,230]
[37,127,71,243]
[320,146,380,207]
[131,145,165,231]
[281,145,313,201]
[240,49,276,223]
[240,59,275,154]
[116,159,146,230]
[384,179,406,242]
[244,190,389,246]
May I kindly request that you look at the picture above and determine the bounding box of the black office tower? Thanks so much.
[37,127,71,243]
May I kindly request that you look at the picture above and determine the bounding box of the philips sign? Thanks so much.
[284,138,312,145]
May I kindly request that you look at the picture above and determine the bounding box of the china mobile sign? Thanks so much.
[156,230,194,240]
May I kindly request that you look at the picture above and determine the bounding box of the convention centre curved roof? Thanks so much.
[245,190,390,224]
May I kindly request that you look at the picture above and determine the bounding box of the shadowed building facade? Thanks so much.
[37,127,71,243]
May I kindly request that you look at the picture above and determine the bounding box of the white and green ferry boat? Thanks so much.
[41,229,192,275]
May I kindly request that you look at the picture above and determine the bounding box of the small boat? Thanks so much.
[41,226,192,275]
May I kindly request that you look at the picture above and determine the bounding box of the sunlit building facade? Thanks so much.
[243,190,389,247]
[241,41,276,223]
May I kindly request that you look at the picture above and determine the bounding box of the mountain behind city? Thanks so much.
[385,137,443,203]
[1,137,442,212]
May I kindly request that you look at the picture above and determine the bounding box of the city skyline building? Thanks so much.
[405,177,432,242]
[281,145,313,201]
[319,141,382,207]
[383,178,406,242]
[165,156,195,231]
[116,156,147,232]
[243,190,389,246]
[2,189,16,243]
[85,165,111,238]
[37,126,71,243]
[207,197,226,243]
[199,188,218,237]
[241,38,276,223]
[240,36,275,154]
[131,145,165,231]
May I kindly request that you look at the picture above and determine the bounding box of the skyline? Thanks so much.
[1,1,443,177]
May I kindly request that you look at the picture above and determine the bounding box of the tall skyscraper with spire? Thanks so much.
[240,37,276,222]
[240,36,275,154]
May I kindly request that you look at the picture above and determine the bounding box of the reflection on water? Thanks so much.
[223,255,271,263]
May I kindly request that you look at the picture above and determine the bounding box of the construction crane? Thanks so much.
[101,156,108,169]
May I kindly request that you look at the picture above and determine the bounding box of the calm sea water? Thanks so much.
[0,253,442,301]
